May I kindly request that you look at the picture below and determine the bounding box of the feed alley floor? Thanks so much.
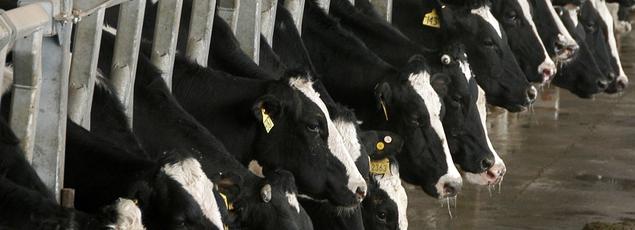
[404,34,635,230]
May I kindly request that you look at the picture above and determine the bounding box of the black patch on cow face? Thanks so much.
[491,0,550,83]
[251,76,357,207]
[552,4,609,97]
[362,178,399,230]
[433,44,495,173]
[579,1,615,79]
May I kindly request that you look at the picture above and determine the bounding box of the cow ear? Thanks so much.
[374,82,392,121]
[216,172,243,201]
[252,94,282,120]
[431,73,451,97]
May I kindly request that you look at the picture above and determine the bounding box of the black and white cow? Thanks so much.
[551,2,612,97]
[530,0,580,64]
[330,0,506,186]
[392,0,536,112]
[490,0,557,83]
[0,118,143,230]
[590,0,630,93]
[359,130,407,230]
[301,0,462,198]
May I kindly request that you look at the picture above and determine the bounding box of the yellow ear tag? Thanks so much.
[370,158,391,175]
[219,192,234,211]
[261,108,274,133]
[379,100,389,121]
[422,9,441,28]
[376,141,385,151]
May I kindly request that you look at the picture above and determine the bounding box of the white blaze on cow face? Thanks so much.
[518,0,557,79]
[333,119,363,163]
[110,198,146,230]
[408,72,462,197]
[544,0,579,54]
[161,158,225,230]
[288,77,368,197]
[591,0,629,84]
[465,87,507,185]
[374,164,408,230]
[1,65,13,96]
[459,56,473,82]
[286,192,301,213]
[471,6,502,38]
[566,7,580,27]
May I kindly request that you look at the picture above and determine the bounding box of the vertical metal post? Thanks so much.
[0,46,7,97]
[217,0,239,32]
[110,0,146,126]
[9,31,44,163]
[316,0,330,13]
[151,0,183,91]
[283,0,305,34]
[369,0,392,22]
[68,1,105,130]
[186,0,216,66]
[32,36,71,203]
[260,0,278,45]
[235,0,262,63]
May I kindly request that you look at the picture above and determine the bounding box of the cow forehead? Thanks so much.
[471,6,502,38]
[518,0,552,59]
[161,158,224,230]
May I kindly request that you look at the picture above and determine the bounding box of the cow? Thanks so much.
[551,2,612,97]
[301,0,462,198]
[490,0,557,83]
[0,118,144,230]
[590,0,630,93]
[329,0,506,186]
[391,0,536,112]
[359,130,408,230]
[530,0,580,64]
[91,31,314,230]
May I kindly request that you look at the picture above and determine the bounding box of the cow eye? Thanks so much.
[483,38,496,47]
[505,11,518,22]
[376,211,387,222]
[306,123,320,133]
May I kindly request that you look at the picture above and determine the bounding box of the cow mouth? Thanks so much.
[463,165,506,186]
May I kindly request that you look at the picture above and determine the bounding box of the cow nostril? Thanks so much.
[355,187,366,202]
[443,182,461,197]
[526,86,538,102]
[481,158,495,171]
[617,79,628,91]
[598,80,609,89]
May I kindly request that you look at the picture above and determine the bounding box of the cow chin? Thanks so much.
[463,163,506,186]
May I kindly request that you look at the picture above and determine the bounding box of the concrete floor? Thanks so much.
[405,34,635,229]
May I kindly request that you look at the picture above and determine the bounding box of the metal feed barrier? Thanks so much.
[0,0,392,204]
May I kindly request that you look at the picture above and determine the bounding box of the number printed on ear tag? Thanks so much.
[370,158,391,175]
[261,108,274,133]
[423,9,441,28]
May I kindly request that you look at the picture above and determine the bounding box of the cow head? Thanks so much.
[436,1,536,112]
[251,74,367,208]
[432,43,506,184]
[329,103,371,180]
[531,0,580,63]
[491,0,557,83]
[552,3,611,97]
[369,56,462,198]
[217,170,313,230]
[360,130,408,230]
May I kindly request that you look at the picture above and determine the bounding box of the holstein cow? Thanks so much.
[392,0,536,112]
[330,0,506,186]
[359,130,407,230]
[490,0,558,83]
[530,0,580,64]
[0,118,143,229]
[301,0,462,198]
[551,2,612,97]
[93,32,314,230]
[591,0,630,93]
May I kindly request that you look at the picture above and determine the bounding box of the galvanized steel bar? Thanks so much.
[110,0,146,126]
[9,31,44,163]
[283,0,304,34]
[217,0,239,32]
[235,0,261,63]
[151,0,183,91]
[316,0,330,12]
[369,0,392,22]
[185,0,216,66]
[260,0,277,45]
[68,0,105,129]
[0,47,7,97]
